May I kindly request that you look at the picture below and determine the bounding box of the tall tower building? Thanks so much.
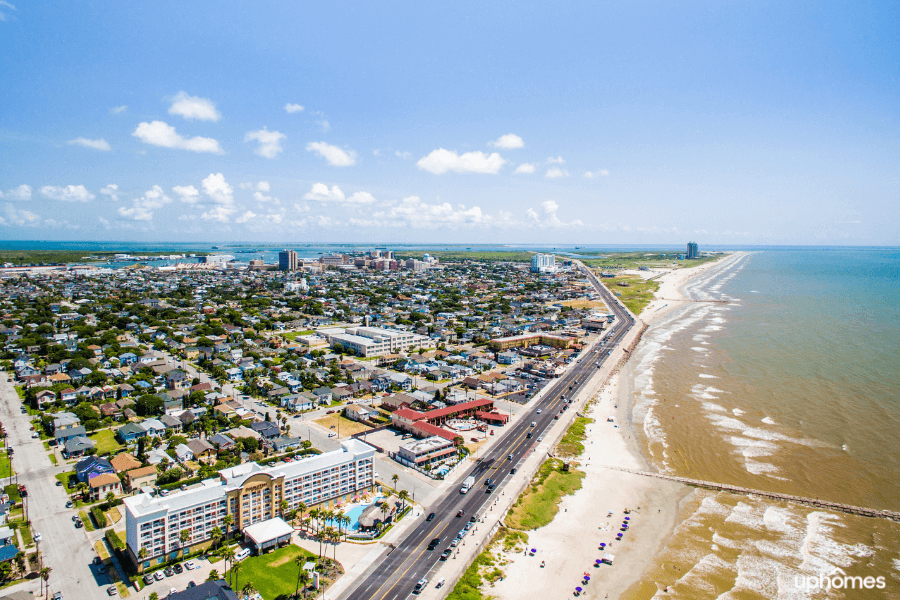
[686,242,699,259]
[279,250,298,271]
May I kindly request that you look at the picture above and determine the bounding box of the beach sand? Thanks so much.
[484,255,742,600]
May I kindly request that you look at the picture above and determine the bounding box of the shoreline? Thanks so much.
[483,254,739,600]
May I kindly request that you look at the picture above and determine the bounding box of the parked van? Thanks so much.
[235,548,251,562]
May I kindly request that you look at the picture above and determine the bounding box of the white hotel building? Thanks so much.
[123,439,375,570]
[318,325,434,358]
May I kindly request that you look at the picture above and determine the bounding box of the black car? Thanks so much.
[485,478,492,486]
[487,484,496,492]
[426,512,436,521]
[173,563,184,574]
[427,537,441,550]
[440,549,452,561]
[511,468,517,474]
[142,574,154,586]
[527,432,532,438]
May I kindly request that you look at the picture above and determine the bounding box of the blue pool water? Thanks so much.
[324,496,385,531]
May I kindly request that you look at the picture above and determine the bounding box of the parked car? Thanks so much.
[153,571,164,581]
[413,578,427,595]
[106,586,117,596]
[75,520,83,528]
[426,512,435,521]
[173,563,183,574]
[184,560,196,570]
[163,567,174,577]
[143,574,154,586]
[65,500,74,508]
[440,549,452,561]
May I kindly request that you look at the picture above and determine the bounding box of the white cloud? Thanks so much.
[488,134,524,149]
[0,203,39,227]
[252,182,277,203]
[347,191,376,204]
[372,149,382,156]
[545,167,570,179]
[318,119,331,133]
[547,156,565,164]
[168,91,221,122]
[172,185,201,204]
[515,163,536,174]
[99,184,119,201]
[0,1,16,22]
[40,185,95,202]
[367,196,488,228]
[117,185,172,221]
[200,206,237,223]
[0,184,32,201]
[584,169,609,179]
[256,181,270,193]
[245,128,285,159]
[416,149,506,175]
[526,199,583,228]
[303,183,345,202]
[395,150,412,159]
[201,173,234,205]
[67,137,111,151]
[235,210,257,224]
[284,103,305,113]
[306,142,356,167]
[109,105,127,115]
[132,121,222,153]
[238,182,253,190]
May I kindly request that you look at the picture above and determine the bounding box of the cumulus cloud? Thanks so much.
[172,185,201,204]
[109,105,127,115]
[99,184,119,201]
[0,184,32,201]
[201,206,237,223]
[488,133,524,149]
[284,103,305,113]
[395,151,412,159]
[364,196,488,229]
[117,185,172,221]
[0,204,39,227]
[40,185,95,202]
[235,210,257,224]
[545,167,569,179]
[416,149,506,175]
[306,142,356,167]
[168,91,221,122]
[67,137,111,151]
[132,121,222,153]
[256,181,270,192]
[245,128,285,159]
[515,163,536,174]
[584,169,609,179]
[201,173,234,204]
[526,199,583,228]
[302,183,376,204]
[547,156,565,164]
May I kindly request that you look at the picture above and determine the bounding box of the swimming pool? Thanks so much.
[323,496,385,532]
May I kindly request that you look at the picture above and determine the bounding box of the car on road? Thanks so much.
[184,560,196,570]
[180,484,188,491]
[159,489,169,496]
[173,563,183,574]
[511,468,517,474]
[153,571,164,581]
[65,500,74,508]
[485,478,492,486]
[440,549,452,561]
[487,484,496,492]
[143,574,154,586]
[328,432,336,438]
[450,537,460,547]
[74,520,83,528]
[55,480,62,486]
[187,581,196,588]
[106,585,117,596]
[456,509,464,517]
[538,436,543,442]
[413,578,427,594]
[508,454,513,460]
[470,514,479,523]
[52,593,62,600]
[426,512,435,521]
[31,432,39,438]
[326,409,336,414]
[427,538,441,550]
[536,409,542,414]
[526,432,532,438]
[33,533,42,542]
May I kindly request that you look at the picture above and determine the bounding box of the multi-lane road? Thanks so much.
[343,263,635,600]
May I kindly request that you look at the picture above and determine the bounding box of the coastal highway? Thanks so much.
[342,263,635,600]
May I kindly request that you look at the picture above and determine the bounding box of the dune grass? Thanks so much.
[506,458,585,531]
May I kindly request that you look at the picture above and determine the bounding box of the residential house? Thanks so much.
[186,439,216,463]
[269,436,303,453]
[159,414,183,432]
[140,419,166,437]
[124,466,157,492]
[75,456,115,483]
[88,473,122,500]
[250,421,281,440]
[63,436,95,458]
[207,433,234,450]
[34,390,56,407]
[110,453,142,473]
[311,386,333,405]
[117,423,146,444]
[165,370,190,391]
[174,444,193,464]
[60,388,77,404]
[55,425,87,446]
[345,404,377,422]
[280,392,316,412]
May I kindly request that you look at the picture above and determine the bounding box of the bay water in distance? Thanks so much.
[624,249,900,599]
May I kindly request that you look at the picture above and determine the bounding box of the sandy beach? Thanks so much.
[484,254,743,600]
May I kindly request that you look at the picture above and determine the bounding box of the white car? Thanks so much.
[536,409,542,414]
[328,433,336,438]
[34,533,42,543]
[184,560,195,570]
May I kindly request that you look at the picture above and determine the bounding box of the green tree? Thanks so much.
[294,554,310,598]
[179,528,191,558]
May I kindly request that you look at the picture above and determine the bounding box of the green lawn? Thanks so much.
[55,471,77,493]
[557,416,593,458]
[225,545,316,600]
[89,429,123,455]
[0,456,14,479]
[506,458,585,531]
[602,274,660,316]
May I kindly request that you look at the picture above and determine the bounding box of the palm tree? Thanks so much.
[279,499,288,518]
[241,583,256,600]
[179,528,191,558]
[294,554,309,598]
[398,489,409,513]
[340,513,352,539]
[315,530,327,561]
[328,526,340,562]
[75,481,88,500]
[391,473,399,490]
[223,514,234,538]
[296,501,307,529]
[210,526,223,552]
[138,546,148,566]
[40,566,51,599]
[148,593,159,600]
[232,562,243,595]
[221,546,236,586]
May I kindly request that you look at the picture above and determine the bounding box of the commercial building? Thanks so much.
[686,242,699,259]
[319,326,433,358]
[488,333,573,351]
[530,253,556,273]
[395,436,456,468]
[123,439,375,570]
[199,255,234,268]
[278,250,298,271]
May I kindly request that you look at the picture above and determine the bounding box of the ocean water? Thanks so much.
[623,250,900,599]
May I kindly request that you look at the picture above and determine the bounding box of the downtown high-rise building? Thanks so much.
[530,253,557,273]
[278,250,298,271]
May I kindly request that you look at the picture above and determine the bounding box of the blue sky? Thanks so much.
[0,1,897,245]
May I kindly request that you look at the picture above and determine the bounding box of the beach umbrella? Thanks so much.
[599,543,606,547]
[625,517,630,521]
[595,559,601,564]
[575,587,582,593]
[584,576,590,581]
